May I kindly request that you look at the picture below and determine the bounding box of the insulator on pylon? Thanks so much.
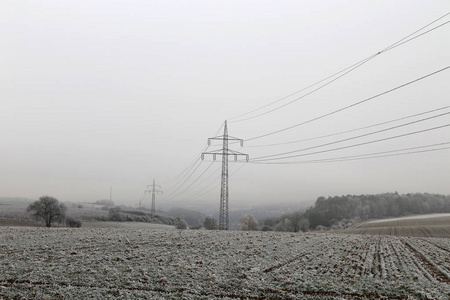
[246,155,249,162]
[201,153,204,160]
[213,153,216,161]
[240,140,243,147]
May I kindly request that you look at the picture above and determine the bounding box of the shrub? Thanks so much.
[175,218,188,229]
[109,207,123,221]
[261,225,272,231]
[66,217,82,228]
[203,217,217,230]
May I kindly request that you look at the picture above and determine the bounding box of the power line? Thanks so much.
[183,161,247,203]
[165,126,246,205]
[250,142,450,165]
[177,166,223,201]
[162,123,224,194]
[250,111,450,160]
[163,161,215,202]
[162,159,204,200]
[163,156,202,194]
[163,148,247,204]
[230,55,377,123]
[229,12,450,123]
[164,153,204,185]
[381,13,450,52]
[250,123,450,162]
[247,106,450,148]
[245,65,450,142]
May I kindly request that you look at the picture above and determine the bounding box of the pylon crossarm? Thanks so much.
[209,135,242,140]
[203,149,248,156]
[208,137,243,145]
[227,149,248,156]
[147,185,161,189]
[202,149,224,155]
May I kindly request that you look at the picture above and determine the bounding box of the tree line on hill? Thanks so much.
[25,192,450,231]
[259,192,450,232]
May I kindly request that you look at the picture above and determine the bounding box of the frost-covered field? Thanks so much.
[345,214,450,237]
[367,213,450,224]
[1,228,449,299]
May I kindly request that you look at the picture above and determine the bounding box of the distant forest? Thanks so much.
[261,193,450,232]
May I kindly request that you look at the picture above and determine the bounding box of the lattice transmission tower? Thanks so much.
[145,179,163,215]
[202,120,248,230]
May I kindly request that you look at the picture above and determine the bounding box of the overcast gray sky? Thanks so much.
[1,1,449,212]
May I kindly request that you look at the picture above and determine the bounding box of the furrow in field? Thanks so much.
[262,237,320,273]
[360,238,377,278]
[401,238,450,283]
[391,238,434,282]
[383,237,406,280]
[409,238,450,277]
[420,238,450,254]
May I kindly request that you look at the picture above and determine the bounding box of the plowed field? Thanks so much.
[1,227,449,299]
[344,214,450,237]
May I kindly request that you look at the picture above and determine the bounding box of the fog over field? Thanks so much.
[1,1,449,210]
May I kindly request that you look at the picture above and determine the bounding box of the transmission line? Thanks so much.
[231,55,377,123]
[247,106,450,148]
[250,142,450,165]
[250,112,450,160]
[229,11,450,123]
[245,65,450,142]
[178,168,222,201]
[250,124,450,162]
[162,123,224,194]
[163,161,215,202]
[182,161,247,202]
[162,159,204,200]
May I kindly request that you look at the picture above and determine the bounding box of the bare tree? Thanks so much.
[240,214,258,231]
[27,196,67,227]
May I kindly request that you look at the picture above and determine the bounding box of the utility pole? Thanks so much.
[145,179,162,215]
[138,194,145,210]
[202,120,248,230]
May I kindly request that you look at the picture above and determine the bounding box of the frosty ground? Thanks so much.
[1,227,449,299]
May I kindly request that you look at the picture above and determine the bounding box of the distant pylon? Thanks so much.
[145,179,163,215]
[202,120,248,230]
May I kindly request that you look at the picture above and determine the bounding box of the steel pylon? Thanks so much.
[145,179,162,215]
[202,120,248,230]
